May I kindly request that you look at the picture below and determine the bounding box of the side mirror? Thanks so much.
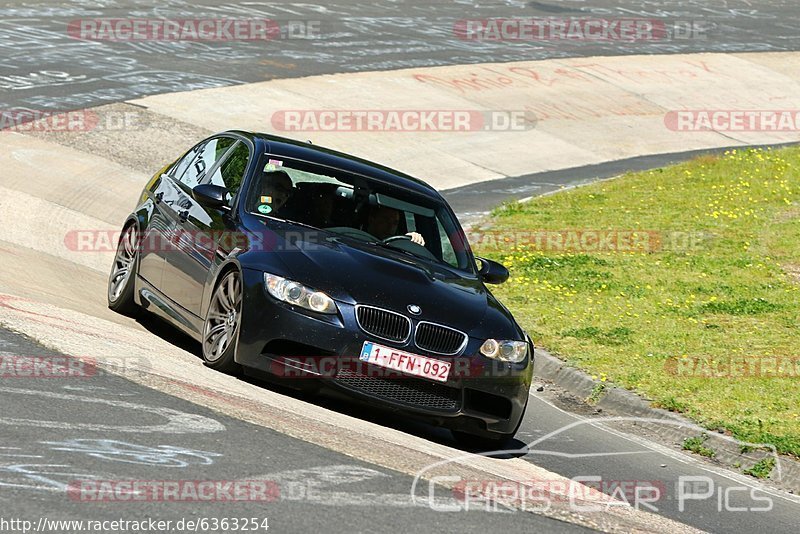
[192,184,230,210]
[476,257,509,284]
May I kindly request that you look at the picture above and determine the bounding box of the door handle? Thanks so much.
[178,210,189,223]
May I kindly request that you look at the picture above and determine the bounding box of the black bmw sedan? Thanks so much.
[108,130,533,446]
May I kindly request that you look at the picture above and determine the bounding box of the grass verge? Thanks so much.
[475,147,800,457]
[682,434,716,458]
[744,457,777,479]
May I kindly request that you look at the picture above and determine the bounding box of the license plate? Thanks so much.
[359,341,451,383]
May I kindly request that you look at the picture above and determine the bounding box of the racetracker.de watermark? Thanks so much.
[64,228,707,255]
[270,110,536,132]
[454,18,715,41]
[665,355,800,378]
[67,18,321,41]
[665,110,800,132]
[468,230,709,253]
[67,480,280,502]
[0,355,151,378]
[0,355,94,378]
[0,110,145,132]
[65,229,263,254]
[267,355,526,380]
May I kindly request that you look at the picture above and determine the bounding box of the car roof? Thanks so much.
[226,130,443,199]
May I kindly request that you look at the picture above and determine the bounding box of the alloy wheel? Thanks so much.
[203,271,242,362]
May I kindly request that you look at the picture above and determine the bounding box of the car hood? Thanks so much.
[241,222,519,335]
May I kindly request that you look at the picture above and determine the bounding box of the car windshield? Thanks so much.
[245,155,473,272]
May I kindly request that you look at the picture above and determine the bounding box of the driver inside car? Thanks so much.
[254,170,295,215]
[366,205,426,246]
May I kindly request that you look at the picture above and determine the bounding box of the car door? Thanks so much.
[160,137,248,317]
[137,141,207,291]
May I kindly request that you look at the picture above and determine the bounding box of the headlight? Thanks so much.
[264,273,337,314]
[480,339,528,363]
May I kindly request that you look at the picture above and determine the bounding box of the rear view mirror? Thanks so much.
[476,257,510,284]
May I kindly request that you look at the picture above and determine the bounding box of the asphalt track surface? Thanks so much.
[0,328,581,533]
[1,0,800,112]
[2,0,800,532]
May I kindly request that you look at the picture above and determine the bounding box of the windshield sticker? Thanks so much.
[260,196,272,203]
[264,159,284,171]
[257,204,272,214]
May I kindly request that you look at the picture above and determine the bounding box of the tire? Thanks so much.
[107,224,140,316]
[201,269,243,374]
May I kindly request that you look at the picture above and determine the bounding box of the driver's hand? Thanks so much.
[406,232,425,246]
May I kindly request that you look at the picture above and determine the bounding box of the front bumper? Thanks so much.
[236,268,533,437]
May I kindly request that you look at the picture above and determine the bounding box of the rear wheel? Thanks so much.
[202,270,243,374]
[107,224,140,316]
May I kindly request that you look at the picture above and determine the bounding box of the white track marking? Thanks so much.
[0,386,224,434]
[42,439,221,467]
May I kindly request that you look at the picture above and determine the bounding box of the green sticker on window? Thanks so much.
[257,204,272,214]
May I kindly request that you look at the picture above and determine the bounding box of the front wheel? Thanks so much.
[202,270,243,374]
[108,224,140,316]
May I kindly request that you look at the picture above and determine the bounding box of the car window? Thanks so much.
[246,157,474,272]
[170,142,204,180]
[176,137,236,188]
[203,141,249,195]
[437,218,458,268]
